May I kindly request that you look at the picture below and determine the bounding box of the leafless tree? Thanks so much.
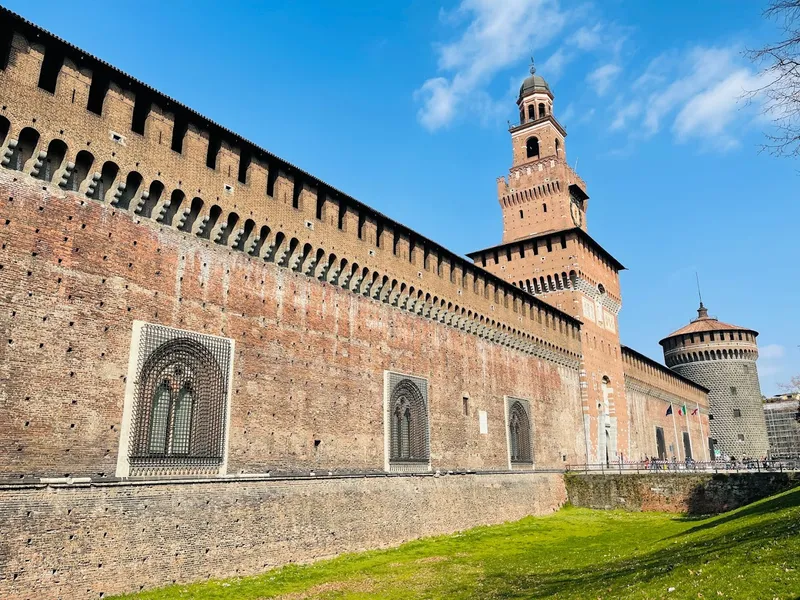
[747,1,800,157]
[779,374,800,393]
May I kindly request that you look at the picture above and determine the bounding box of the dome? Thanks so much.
[519,73,550,99]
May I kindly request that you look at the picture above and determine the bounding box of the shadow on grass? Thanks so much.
[682,472,800,518]
[460,488,800,599]
[678,485,800,534]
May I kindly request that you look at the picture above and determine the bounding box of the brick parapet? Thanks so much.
[0,11,581,362]
[621,346,708,408]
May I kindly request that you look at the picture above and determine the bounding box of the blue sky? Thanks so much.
[7,0,797,394]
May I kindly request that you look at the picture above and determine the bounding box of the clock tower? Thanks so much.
[468,61,629,465]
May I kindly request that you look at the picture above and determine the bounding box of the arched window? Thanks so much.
[508,399,532,464]
[387,374,429,466]
[519,209,524,218]
[91,161,119,202]
[8,127,40,171]
[526,137,539,159]
[179,197,204,232]
[115,171,143,210]
[527,105,535,121]
[37,139,67,182]
[137,180,164,218]
[538,102,546,118]
[555,138,561,158]
[65,150,94,192]
[129,328,232,473]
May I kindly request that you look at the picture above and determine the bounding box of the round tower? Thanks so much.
[659,303,769,460]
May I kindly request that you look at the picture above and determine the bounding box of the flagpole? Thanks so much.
[683,404,692,460]
[670,403,681,461]
[696,402,708,461]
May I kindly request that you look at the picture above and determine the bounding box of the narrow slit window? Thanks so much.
[86,73,109,116]
[131,97,151,135]
[37,50,63,94]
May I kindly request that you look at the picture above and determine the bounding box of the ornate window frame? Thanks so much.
[116,321,235,478]
[505,396,534,469]
[383,370,430,473]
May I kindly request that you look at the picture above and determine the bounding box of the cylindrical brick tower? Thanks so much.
[659,303,769,460]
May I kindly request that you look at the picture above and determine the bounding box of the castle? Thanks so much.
[0,8,767,598]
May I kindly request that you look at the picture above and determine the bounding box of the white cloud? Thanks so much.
[609,46,768,151]
[673,68,766,150]
[569,23,603,51]
[610,100,641,131]
[541,47,573,81]
[760,344,786,360]
[587,63,621,96]
[415,0,568,130]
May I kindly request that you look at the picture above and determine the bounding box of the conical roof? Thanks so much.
[660,303,757,342]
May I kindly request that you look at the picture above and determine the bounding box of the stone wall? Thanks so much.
[0,471,567,599]
[672,360,769,459]
[565,471,800,514]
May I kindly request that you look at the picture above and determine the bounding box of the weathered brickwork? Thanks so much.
[0,9,731,599]
[0,472,567,600]
[466,63,707,467]
[622,347,710,461]
[0,175,585,479]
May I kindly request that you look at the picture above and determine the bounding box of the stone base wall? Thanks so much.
[565,471,800,514]
[0,471,566,600]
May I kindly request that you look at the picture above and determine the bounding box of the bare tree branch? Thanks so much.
[746,0,800,157]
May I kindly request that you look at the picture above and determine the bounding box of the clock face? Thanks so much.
[570,196,583,227]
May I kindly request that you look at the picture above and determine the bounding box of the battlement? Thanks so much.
[621,346,709,406]
[0,8,582,361]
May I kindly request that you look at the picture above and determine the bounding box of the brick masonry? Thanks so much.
[0,9,731,599]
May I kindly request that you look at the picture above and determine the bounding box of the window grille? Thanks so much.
[506,397,533,466]
[127,323,232,475]
[385,371,430,472]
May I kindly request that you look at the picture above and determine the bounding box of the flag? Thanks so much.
[665,405,673,416]
[682,403,688,416]
[691,408,699,416]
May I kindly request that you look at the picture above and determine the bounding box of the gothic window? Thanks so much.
[507,398,533,465]
[122,323,233,477]
[526,137,539,159]
[386,372,429,471]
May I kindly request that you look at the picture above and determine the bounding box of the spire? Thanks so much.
[529,56,536,75]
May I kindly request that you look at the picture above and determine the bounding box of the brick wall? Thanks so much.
[0,173,586,478]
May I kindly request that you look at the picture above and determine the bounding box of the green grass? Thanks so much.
[116,487,800,600]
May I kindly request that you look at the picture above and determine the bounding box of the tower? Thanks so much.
[659,303,770,459]
[468,61,627,464]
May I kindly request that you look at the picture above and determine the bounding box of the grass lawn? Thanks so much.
[116,486,800,600]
